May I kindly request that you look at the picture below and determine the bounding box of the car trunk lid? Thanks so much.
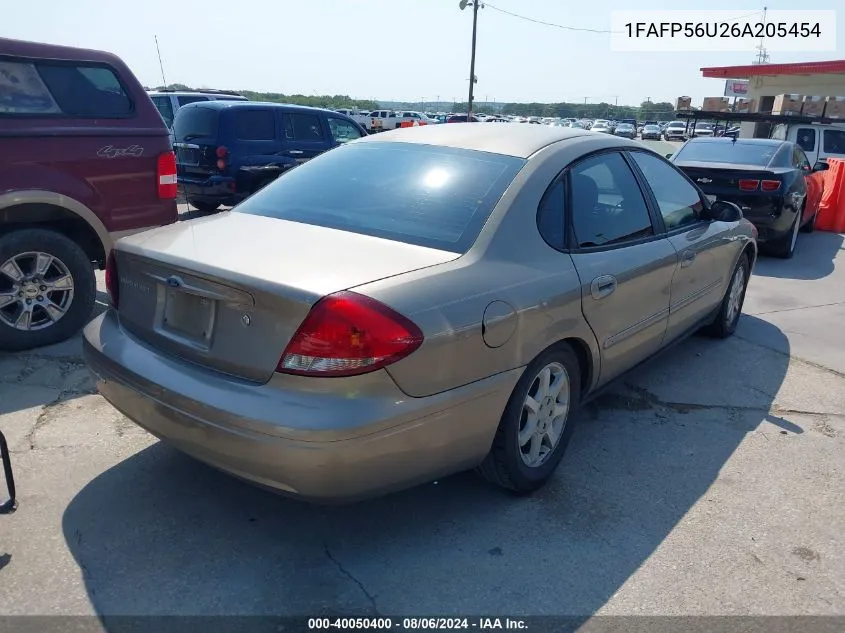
[677,162,788,217]
[113,212,459,383]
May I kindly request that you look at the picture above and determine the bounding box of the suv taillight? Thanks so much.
[105,251,119,309]
[276,291,424,377]
[157,151,177,198]
[216,146,228,171]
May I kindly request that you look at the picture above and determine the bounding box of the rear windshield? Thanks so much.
[172,105,219,140]
[674,141,779,166]
[235,142,525,253]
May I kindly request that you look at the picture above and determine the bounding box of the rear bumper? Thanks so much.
[82,311,521,503]
[178,174,242,205]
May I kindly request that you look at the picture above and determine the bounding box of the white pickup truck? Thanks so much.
[770,122,845,166]
[367,110,438,132]
[334,108,373,130]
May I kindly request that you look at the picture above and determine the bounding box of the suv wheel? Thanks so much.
[0,229,96,351]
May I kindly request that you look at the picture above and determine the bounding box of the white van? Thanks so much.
[771,122,845,166]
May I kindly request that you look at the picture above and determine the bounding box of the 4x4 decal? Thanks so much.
[97,144,144,159]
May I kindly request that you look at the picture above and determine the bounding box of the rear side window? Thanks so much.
[234,110,276,140]
[172,105,219,140]
[284,113,324,141]
[0,60,131,117]
[235,142,525,253]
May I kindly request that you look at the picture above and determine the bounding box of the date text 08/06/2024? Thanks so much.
[307,617,528,630]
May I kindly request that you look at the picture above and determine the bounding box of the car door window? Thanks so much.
[151,96,174,127]
[284,113,324,141]
[795,128,816,152]
[630,151,704,230]
[327,117,363,144]
[537,179,566,250]
[823,129,845,154]
[569,152,654,248]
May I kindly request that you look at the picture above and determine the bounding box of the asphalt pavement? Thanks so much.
[0,158,842,624]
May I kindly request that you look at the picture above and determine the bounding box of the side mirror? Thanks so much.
[813,161,829,172]
[709,200,743,223]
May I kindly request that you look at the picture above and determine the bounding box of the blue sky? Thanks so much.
[4,0,843,106]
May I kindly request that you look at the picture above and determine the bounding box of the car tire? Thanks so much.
[703,252,750,339]
[801,205,818,233]
[477,342,581,494]
[188,200,221,214]
[0,229,96,352]
[770,208,801,259]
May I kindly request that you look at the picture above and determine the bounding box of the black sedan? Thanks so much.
[671,138,828,258]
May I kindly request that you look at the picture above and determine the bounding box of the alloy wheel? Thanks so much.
[518,362,570,468]
[0,251,75,331]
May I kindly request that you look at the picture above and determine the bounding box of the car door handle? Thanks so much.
[590,275,617,300]
[681,251,696,268]
[288,150,304,155]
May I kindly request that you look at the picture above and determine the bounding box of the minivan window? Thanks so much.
[0,60,131,117]
[235,142,525,253]
[285,113,324,141]
[172,105,219,140]
[234,110,276,140]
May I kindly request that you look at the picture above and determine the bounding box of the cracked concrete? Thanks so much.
[0,233,843,619]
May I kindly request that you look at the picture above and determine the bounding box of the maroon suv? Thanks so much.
[0,38,178,350]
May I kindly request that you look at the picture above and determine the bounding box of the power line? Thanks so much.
[483,2,614,33]
[483,3,763,35]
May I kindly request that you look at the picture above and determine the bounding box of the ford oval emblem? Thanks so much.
[166,276,182,288]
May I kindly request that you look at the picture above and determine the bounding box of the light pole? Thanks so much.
[460,0,481,120]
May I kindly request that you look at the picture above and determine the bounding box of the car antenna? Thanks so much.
[154,35,168,89]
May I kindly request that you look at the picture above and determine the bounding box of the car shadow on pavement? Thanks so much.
[754,232,844,280]
[61,316,792,624]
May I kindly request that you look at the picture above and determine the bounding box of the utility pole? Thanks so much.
[461,0,481,120]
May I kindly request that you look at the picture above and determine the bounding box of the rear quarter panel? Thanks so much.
[354,136,626,399]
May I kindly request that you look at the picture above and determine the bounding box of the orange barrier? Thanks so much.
[398,120,422,128]
[817,158,845,233]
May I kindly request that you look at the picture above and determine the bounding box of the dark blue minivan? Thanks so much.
[172,101,367,212]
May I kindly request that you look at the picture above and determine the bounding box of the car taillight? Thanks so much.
[276,291,424,377]
[157,151,177,198]
[738,179,759,191]
[105,251,119,309]
[760,180,781,191]
[216,146,228,171]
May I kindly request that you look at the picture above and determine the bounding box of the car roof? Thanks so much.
[354,124,609,158]
[0,36,124,66]
[179,100,339,115]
